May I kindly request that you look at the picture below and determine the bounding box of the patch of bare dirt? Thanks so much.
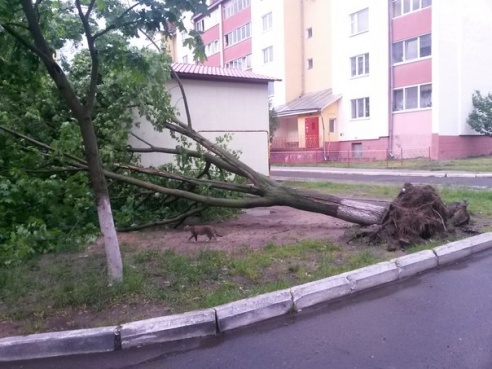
[92,206,356,255]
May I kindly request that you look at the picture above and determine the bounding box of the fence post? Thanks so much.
[400,147,403,167]
[428,146,431,161]
[347,150,350,167]
[386,149,389,168]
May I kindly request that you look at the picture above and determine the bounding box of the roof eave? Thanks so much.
[172,73,276,84]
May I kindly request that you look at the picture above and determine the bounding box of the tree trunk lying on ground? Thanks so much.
[1,121,471,250]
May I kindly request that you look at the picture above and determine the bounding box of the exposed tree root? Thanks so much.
[350,183,472,251]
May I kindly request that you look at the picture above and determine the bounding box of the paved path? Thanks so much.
[270,166,492,188]
[5,249,492,369]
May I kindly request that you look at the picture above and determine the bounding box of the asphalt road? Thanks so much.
[271,170,492,188]
[5,248,492,369]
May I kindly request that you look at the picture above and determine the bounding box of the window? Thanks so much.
[225,54,252,70]
[224,23,251,47]
[351,97,370,119]
[306,27,313,38]
[393,84,432,111]
[329,119,335,133]
[350,53,369,77]
[205,39,220,56]
[307,58,313,69]
[182,55,189,63]
[268,81,275,97]
[352,143,363,158]
[224,0,251,19]
[203,9,220,30]
[393,0,431,17]
[392,34,431,63]
[263,46,273,63]
[262,12,272,31]
[195,19,204,32]
[350,8,369,35]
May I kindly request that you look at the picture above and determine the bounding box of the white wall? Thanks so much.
[331,0,390,141]
[129,79,271,175]
[251,0,286,107]
[434,0,492,136]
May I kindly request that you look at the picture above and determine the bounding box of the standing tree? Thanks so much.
[467,90,492,135]
[0,0,207,283]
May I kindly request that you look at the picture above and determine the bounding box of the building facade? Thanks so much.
[172,0,492,162]
[129,64,276,175]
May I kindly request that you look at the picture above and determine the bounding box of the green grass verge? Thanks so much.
[2,180,491,334]
[275,155,492,172]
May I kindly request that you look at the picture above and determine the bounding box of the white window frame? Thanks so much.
[195,19,204,32]
[393,0,432,18]
[203,8,220,30]
[224,23,251,47]
[263,46,273,64]
[262,12,272,32]
[350,53,369,77]
[205,39,220,56]
[224,0,251,19]
[393,83,432,111]
[392,34,431,64]
[351,97,370,119]
[350,8,369,36]
[225,54,252,70]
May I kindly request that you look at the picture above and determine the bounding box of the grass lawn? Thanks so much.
[274,155,492,172]
[1,182,491,335]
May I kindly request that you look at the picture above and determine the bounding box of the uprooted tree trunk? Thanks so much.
[1,117,472,252]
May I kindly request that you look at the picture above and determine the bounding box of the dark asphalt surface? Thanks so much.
[4,248,492,369]
[271,170,492,188]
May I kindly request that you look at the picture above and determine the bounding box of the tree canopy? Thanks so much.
[467,90,492,135]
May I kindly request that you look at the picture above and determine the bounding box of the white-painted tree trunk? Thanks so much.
[97,196,123,284]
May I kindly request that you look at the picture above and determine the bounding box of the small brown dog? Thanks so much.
[184,225,223,242]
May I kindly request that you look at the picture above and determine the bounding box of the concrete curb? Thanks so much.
[2,233,492,362]
[120,309,217,349]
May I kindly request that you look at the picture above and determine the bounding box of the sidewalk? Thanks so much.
[270,166,492,178]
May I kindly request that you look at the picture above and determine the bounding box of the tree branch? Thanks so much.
[75,0,98,114]
[93,3,140,40]
[117,205,206,232]
[128,132,241,175]
[1,23,49,64]
[0,124,87,165]
[164,120,267,187]
[117,164,263,195]
[85,0,96,18]
[137,27,193,128]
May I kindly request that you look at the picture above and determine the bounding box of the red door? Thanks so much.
[304,117,319,149]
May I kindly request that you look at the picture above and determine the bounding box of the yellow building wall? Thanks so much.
[282,0,303,102]
[303,0,332,93]
[282,0,332,101]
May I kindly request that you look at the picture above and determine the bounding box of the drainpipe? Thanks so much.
[219,3,224,67]
[387,0,394,158]
[300,0,305,95]
[320,113,327,161]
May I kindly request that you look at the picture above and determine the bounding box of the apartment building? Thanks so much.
[172,0,492,161]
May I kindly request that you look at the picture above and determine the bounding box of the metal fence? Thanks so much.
[270,147,432,167]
